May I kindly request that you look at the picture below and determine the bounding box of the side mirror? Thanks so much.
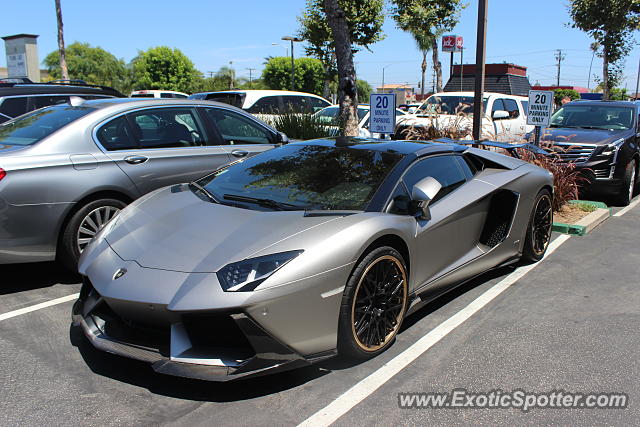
[275,131,289,144]
[492,110,509,120]
[411,176,442,220]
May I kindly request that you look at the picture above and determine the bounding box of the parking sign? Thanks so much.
[369,93,396,135]
[527,90,554,127]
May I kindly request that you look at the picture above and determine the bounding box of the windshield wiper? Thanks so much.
[189,181,219,204]
[223,194,301,211]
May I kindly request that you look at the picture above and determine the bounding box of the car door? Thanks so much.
[389,155,491,293]
[202,107,279,160]
[490,98,511,140]
[95,106,231,195]
[502,98,526,139]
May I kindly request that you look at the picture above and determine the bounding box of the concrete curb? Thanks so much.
[552,204,611,236]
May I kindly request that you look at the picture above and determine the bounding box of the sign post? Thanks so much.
[526,90,554,146]
[369,93,396,139]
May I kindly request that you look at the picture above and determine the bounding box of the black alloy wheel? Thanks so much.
[521,189,553,263]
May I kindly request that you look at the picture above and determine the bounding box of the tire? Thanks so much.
[521,189,553,264]
[614,159,637,207]
[337,246,408,360]
[58,198,126,272]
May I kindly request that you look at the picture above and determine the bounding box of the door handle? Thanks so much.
[124,155,148,165]
[231,150,249,158]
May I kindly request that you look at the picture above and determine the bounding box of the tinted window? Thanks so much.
[205,108,273,144]
[386,182,411,215]
[32,95,69,109]
[521,100,529,116]
[550,105,634,130]
[315,106,368,126]
[0,97,28,118]
[307,96,330,112]
[282,96,308,113]
[199,145,403,211]
[403,155,469,203]
[160,93,173,98]
[204,93,245,108]
[96,115,138,150]
[247,96,281,114]
[491,99,506,114]
[131,93,154,98]
[128,108,204,148]
[502,99,520,118]
[0,105,93,146]
[418,95,488,115]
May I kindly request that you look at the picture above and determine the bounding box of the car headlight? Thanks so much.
[601,138,625,156]
[217,250,303,292]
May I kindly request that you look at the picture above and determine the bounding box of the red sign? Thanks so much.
[442,35,463,52]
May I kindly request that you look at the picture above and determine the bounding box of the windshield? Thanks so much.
[416,95,488,116]
[198,144,402,211]
[314,107,369,125]
[0,105,94,146]
[550,105,634,130]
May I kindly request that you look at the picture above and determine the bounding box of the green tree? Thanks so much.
[298,0,385,99]
[553,88,581,105]
[44,42,130,93]
[262,56,325,95]
[568,0,640,100]
[391,0,466,93]
[131,46,200,93]
[609,87,629,100]
[356,79,373,101]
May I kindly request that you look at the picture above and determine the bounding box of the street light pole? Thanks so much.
[382,64,393,94]
[282,36,303,91]
[635,56,640,100]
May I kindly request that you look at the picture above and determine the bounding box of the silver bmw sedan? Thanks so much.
[0,98,287,269]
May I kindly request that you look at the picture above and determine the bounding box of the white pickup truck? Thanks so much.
[395,91,534,141]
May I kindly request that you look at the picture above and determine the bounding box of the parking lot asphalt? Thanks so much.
[1,199,639,426]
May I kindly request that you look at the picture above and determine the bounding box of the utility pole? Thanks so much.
[229,61,234,89]
[635,56,640,100]
[555,49,565,86]
[246,68,255,85]
[472,0,488,141]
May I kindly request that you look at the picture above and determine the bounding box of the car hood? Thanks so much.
[105,186,340,273]
[540,128,629,145]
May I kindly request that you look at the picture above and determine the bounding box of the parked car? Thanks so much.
[314,104,407,138]
[130,90,189,99]
[0,98,288,268]
[538,100,640,205]
[395,91,532,141]
[0,80,124,124]
[188,90,331,118]
[73,137,553,381]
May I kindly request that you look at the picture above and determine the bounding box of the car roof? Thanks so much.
[130,89,189,95]
[290,137,465,156]
[427,91,527,100]
[0,83,124,97]
[189,89,329,108]
[565,100,637,108]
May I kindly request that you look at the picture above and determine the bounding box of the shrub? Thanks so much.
[518,148,588,212]
[270,112,335,140]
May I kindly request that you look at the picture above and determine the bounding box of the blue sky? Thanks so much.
[2,0,639,91]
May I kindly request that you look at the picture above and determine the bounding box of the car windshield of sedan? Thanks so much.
[0,105,94,146]
[416,95,488,116]
[198,144,403,211]
[550,105,634,130]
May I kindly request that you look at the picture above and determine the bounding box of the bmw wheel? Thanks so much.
[58,198,126,271]
[338,246,408,359]
[521,189,553,263]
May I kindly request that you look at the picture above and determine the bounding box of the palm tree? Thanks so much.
[55,0,69,80]
[587,42,600,90]
[412,32,433,96]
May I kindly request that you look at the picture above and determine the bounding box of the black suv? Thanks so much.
[0,79,124,124]
[539,100,640,205]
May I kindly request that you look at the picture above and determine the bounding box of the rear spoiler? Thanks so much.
[433,138,549,158]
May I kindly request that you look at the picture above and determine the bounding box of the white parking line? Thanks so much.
[0,293,79,322]
[298,234,571,427]
[613,197,640,217]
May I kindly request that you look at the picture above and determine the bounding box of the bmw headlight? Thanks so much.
[217,250,303,292]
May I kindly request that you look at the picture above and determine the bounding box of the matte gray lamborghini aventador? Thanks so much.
[73,137,554,381]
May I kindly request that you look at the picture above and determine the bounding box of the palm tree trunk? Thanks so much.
[431,38,442,92]
[421,51,427,96]
[323,0,359,136]
[55,0,69,80]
